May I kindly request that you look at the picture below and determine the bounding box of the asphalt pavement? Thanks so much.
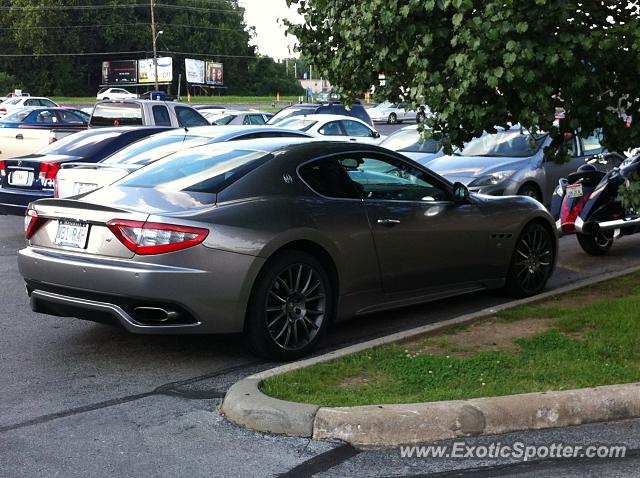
[2,212,640,477]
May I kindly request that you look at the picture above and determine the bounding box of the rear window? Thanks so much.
[268,107,315,125]
[102,134,211,165]
[116,147,268,193]
[90,102,143,127]
[38,130,123,156]
[380,128,441,154]
[174,106,209,127]
[213,114,237,125]
[278,118,317,131]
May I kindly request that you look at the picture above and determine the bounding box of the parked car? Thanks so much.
[277,114,383,144]
[96,87,137,101]
[379,124,445,165]
[138,90,178,101]
[0,107,88,159]
[207,110,273,126]
[367,101,427,124]
[0,126,169,214]
[268,102,373,127]
[89,100,209,128]
[0,96,58,117]
[315,91,340,102]
[426,126,603,206]
[19,139,557,359]
[55,125,313,198]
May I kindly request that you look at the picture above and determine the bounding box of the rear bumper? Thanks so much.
[0,187,52,214]
[18,246,265,334]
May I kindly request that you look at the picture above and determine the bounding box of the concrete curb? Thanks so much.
[221,265,640,444]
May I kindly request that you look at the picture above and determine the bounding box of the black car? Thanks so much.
[0,126,171,214]
[268,102,373,127]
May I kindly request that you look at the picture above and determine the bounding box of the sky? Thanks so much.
[238,0,303,60]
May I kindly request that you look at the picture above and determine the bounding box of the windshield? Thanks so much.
[268,107,313,125]
[374,101,395,109]
[277,118,317,131]
[102,134,211,165]
[459,130,547,158]
[380,129,440,153]
[1,108,32,122]
[38,130,122,156]
[116,147,268,193]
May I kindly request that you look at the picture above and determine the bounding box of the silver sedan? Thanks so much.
[19,139,558,360]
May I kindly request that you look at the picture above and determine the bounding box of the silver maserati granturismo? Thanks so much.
[18,138,558,359]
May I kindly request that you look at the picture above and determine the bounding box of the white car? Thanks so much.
[379,124,445,166]
[367,101,428,124]
[96,87,138,101]
[277,114,384,144]
[55,126,313,198]
[0,96,58,117]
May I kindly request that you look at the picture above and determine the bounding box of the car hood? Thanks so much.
[77,185,217,215]
[426,154,533,184]
[400,150,444,166]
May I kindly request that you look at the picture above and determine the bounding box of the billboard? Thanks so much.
[101,60,137,84]
[205,61,223,86]
[185,58,205,84]
[138,57,173,84]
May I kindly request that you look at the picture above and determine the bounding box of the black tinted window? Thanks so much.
[299,158,361,199]
[175,107,208,127]
[91,103,143,127]
[152,105,172,126]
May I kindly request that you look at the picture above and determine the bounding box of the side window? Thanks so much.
[242,115,251,125]
[318,121,344,136]
[35,110,57,123]
[582,130,603,156]
[347,155,450,202]
[152,105,172,126]
[298,157,362,199]
[343,120,373,137]
[175,107,208,127]
[41,99,57,107]
[56,110,85,124]
[248,114,266,125]
[25,99,36,106]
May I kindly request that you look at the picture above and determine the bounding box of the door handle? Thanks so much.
[15,133,23,140]
[349,137,357,141]
[377,217,401,226]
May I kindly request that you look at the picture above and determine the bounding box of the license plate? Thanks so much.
[9,170,32,186]
[566,183,583,198]
[55,220,90,249]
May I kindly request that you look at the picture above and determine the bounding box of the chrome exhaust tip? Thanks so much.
[133,306,180,323]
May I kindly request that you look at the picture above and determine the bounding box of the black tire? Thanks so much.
[505,223,555,298]
[517,183,542,202]
[577,231,613,256]
[416,112,426,122]
[245,250,333,361]
[387,113,398,124]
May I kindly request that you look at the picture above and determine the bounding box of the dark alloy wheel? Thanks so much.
[577,231,613,256]
[517,184,542,202]
[387,113,398,124]
[506,223,555,298]
[245,251,333,360]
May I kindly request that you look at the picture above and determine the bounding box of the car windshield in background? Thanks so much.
[102,134,212,165]
[213,114,237,125]
[1,109,31,122]
[116,148,268,193]
[277,118,317,131]
[375,101,396,109]
[90,102,143,127]
[459,131,547,158]
[38,130,122,156]
[267,108,311,125]
[380,129,440,153]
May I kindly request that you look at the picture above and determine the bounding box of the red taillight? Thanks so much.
[38,162,61,181]
[24,209,45,239]
[0,160,6,177]
[106,219,209,255]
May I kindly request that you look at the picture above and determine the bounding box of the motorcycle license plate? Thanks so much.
[566,183,583,198]
[54,220,90,249]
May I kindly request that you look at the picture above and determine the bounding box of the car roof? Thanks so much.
[146,125,311,139]
[179,136,316,155]
[281,113,368,124]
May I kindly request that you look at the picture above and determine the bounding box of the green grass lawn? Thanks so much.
[262,272,640,407]
[53,95,299,105]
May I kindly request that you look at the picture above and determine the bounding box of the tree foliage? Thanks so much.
[287,0,640,152]
[0,0,302,96]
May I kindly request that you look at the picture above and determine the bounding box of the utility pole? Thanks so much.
[294,62,297,79]
[150,0,159,91]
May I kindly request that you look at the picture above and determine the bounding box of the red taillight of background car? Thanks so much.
[38,162,61,181]
[24,209,45,239]
[0,160,6,177]
[106,219,209,255]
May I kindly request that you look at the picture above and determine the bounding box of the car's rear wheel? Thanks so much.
[505,223,555,298]
[245,251,333,360]
[387,113,398,124]
[577,231,613,256]
[102,97,109,101]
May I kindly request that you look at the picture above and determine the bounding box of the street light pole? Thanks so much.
[150,0,159,91]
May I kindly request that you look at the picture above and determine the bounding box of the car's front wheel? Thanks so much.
[245,250,333,360]
[387,113,398,124]
[505,223,555,298]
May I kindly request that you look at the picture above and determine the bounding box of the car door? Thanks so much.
[346,152,492,294]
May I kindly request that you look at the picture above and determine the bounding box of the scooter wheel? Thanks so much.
[577,232,613,256]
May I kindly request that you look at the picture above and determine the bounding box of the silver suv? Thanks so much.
[90,100,208,128]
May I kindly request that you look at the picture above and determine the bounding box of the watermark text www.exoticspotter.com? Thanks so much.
[400,442,627,461]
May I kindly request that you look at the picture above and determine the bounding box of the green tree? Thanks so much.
[287,0,640,152]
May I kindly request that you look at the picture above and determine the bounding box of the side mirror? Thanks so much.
[371,131,380,139]
[453,182,470,203]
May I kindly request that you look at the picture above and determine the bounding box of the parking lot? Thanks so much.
[3,211,640,477]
